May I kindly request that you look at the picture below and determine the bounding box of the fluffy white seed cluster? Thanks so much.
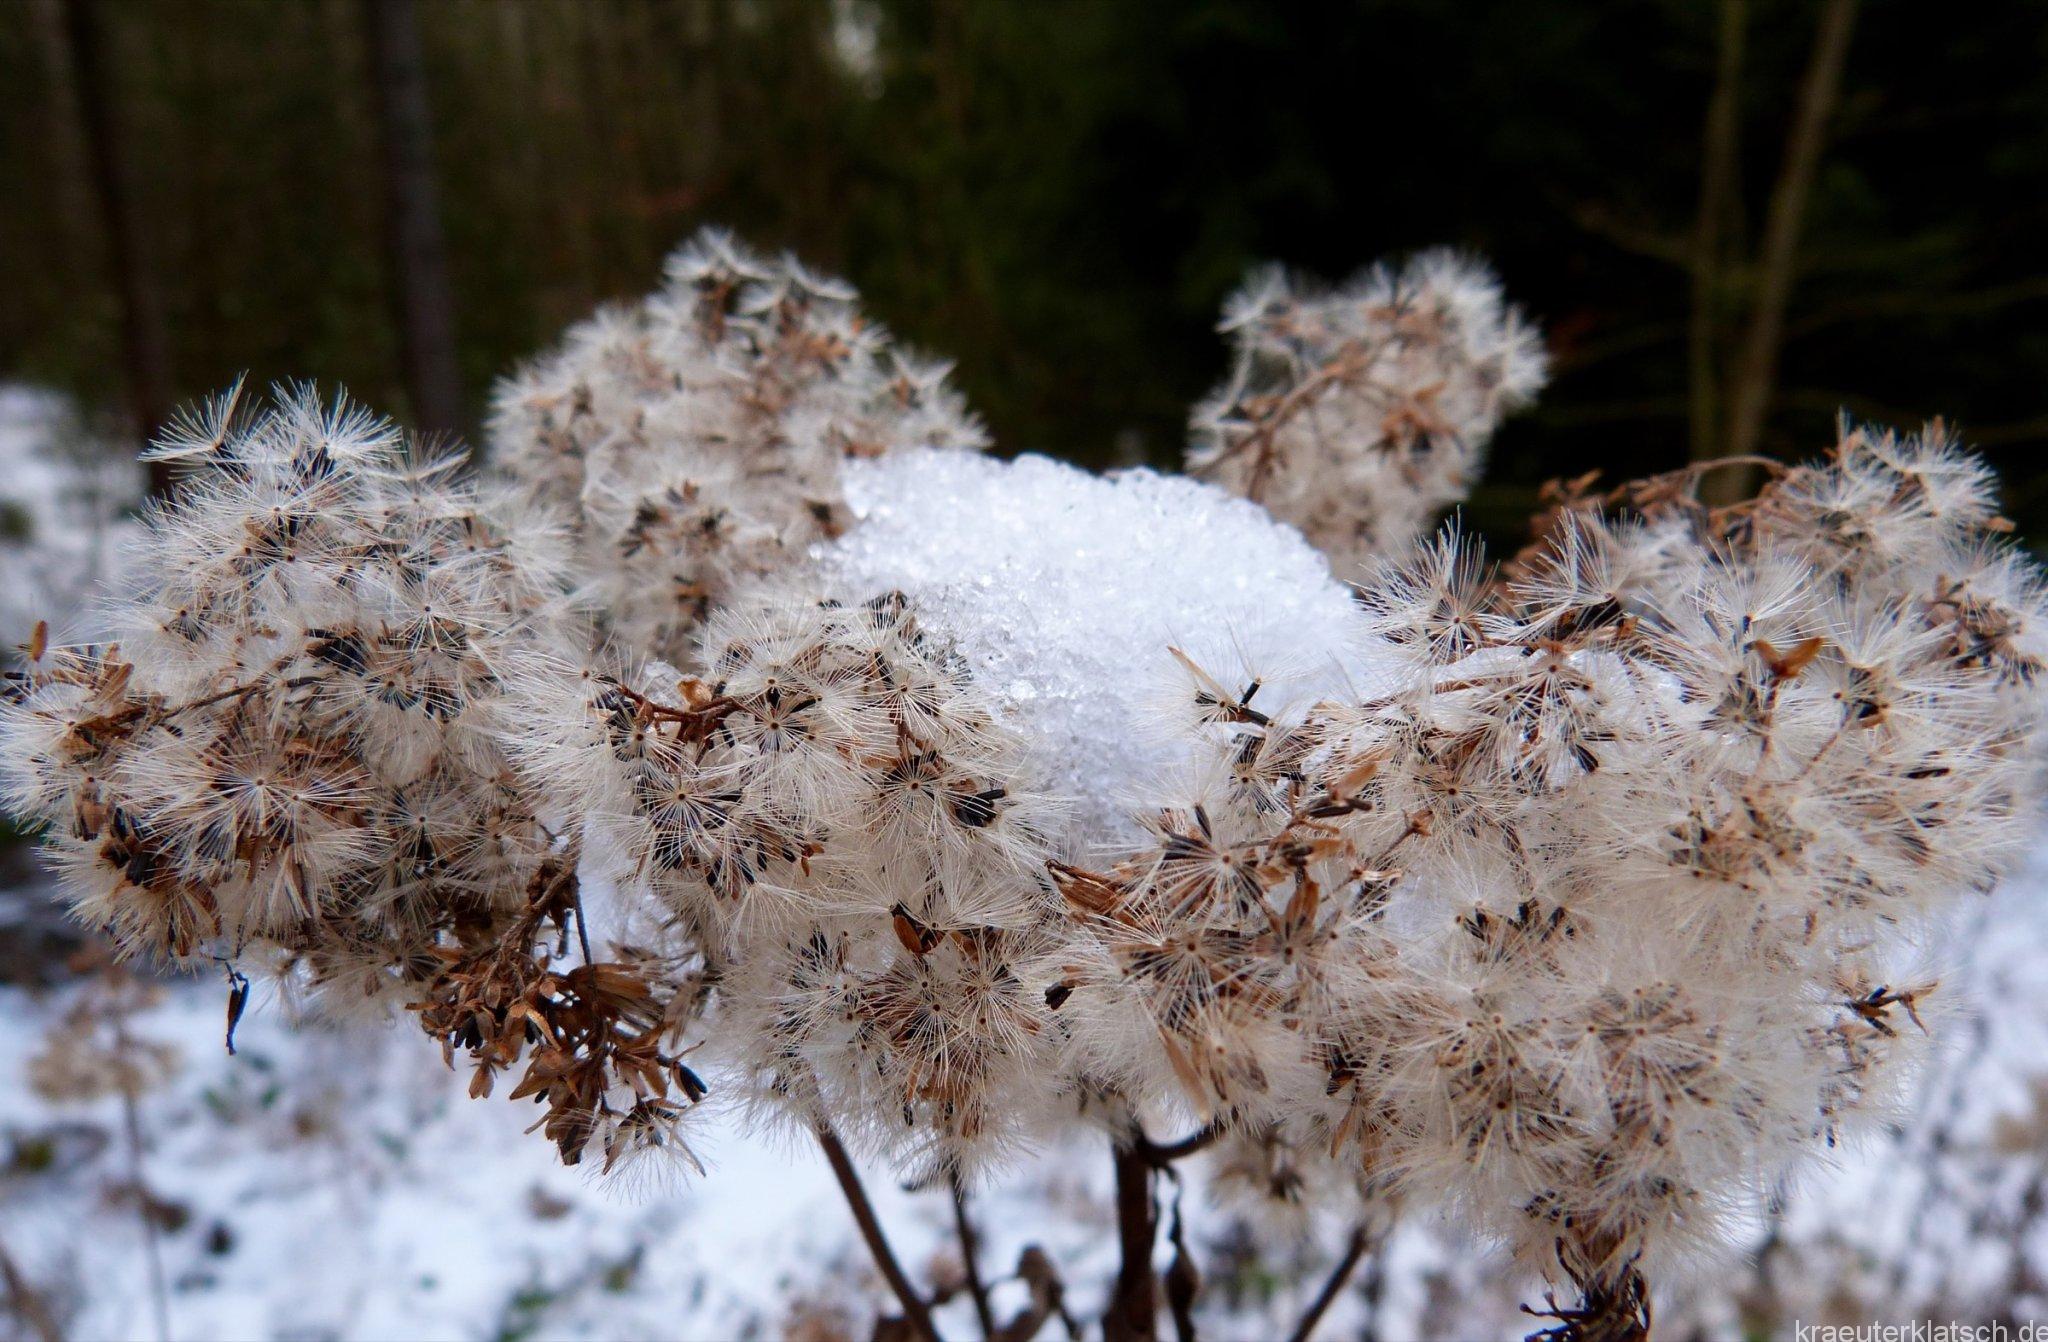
[489,229,987,666]
[510,588,1067,1181]
[12,229,2046,1337]
[1188,251,1548,571]
[0,384,572,997]
[1055,420,2048,1300]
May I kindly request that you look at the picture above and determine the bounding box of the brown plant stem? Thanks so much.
[1161,1178,1199,1342]
[1104,1131,1159,1342]
[0,1237,64,1342]
[1136,1122,1222,1167]
[569,877,595,966]
[1286,1225,1370,1342]
[814,1124,941,1342]
[949,1170,997,1339]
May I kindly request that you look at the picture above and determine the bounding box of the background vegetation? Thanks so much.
[3,0,2047,545]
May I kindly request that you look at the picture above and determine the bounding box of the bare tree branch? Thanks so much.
[61,0,174,497]
[1564,200,1694,269]
[362,0,465,437]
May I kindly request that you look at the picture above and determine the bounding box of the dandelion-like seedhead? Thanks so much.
[1044,419,2048,1295]
[0,383,575,999]
[510,587,1067,1180]
[1189,251,1548,570]
[11,232,2046,1338]
[490,228,986,667]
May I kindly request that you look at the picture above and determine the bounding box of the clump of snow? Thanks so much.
[811,450,1391,850]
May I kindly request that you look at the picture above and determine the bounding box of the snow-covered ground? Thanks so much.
[3,968,952,1342]
[0,952,1378,1341]
[0,386,140,653]
[3,845,2045,1342]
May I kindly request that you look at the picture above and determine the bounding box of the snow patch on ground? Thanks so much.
[7,843,2047,1341]
[0,387,141,651]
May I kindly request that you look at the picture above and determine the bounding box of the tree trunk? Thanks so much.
[1687,0,1746,472]
[61,0,174,496]
[1711,0,1859,505]
[361,0,464,438]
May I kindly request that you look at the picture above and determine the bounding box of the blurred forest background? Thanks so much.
[3,0,2047,545]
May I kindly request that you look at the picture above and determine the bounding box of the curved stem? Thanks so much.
[1286,1226,1370,1342]
[814,1124,941,1342]
[1138,1122,1222,1167]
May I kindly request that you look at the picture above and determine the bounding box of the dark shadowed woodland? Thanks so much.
[3,0,2047,540]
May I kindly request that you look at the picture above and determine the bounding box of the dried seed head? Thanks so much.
[1190,251,1547,570]
[0,385,577,998]
[489,228,987,666]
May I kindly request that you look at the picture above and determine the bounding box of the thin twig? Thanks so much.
[118,1086,170,1342]
[1684,453,1784,479]
[1161,1173,1199,1342]
[814,1124,941,1342]
[1357,1246,1385,1342]
[570,877,594,966]
[949,1170,997,1339]
[1286,1226,1371,1342]
[0,1238,64,1342]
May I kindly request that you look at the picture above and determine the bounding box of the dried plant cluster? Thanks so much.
[489,229,986,666]
[7,229,2045,1342]
[0,385,573,993]
[1057,423,2048,1331]
[508,588,1069,1183]
[1188,251,1548,570]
